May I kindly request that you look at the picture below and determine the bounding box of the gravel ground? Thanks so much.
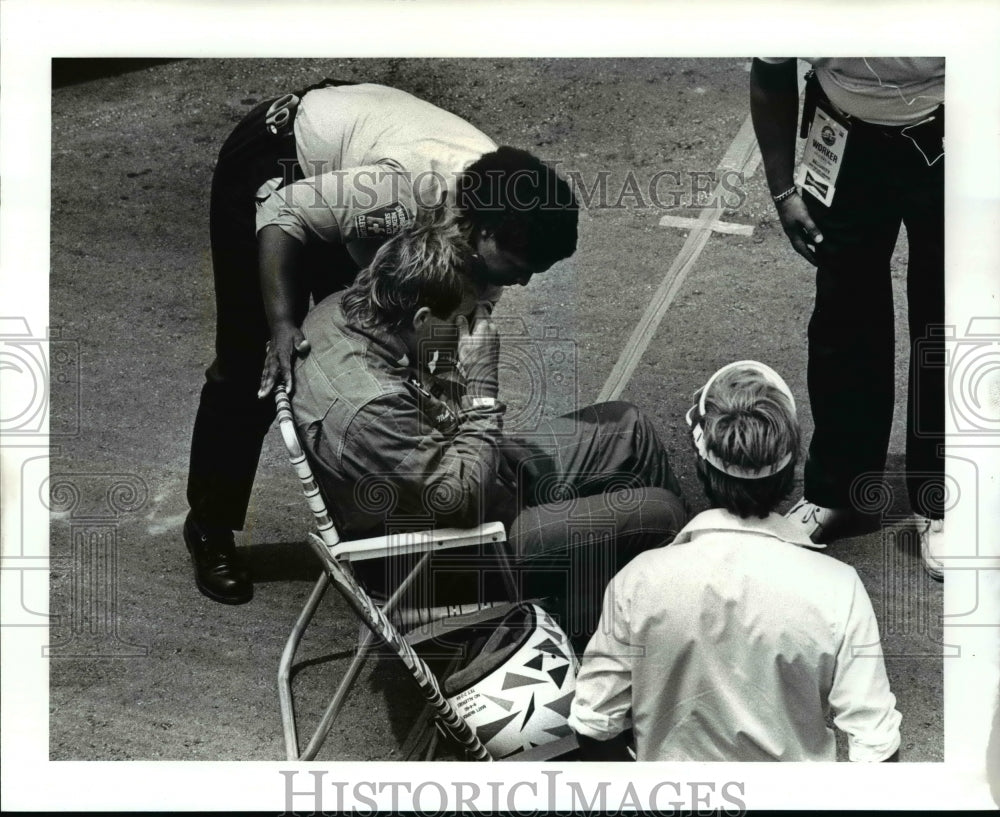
[46,57,943,763]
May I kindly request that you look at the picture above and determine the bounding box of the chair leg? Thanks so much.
[281,554,435,761]
[492,539,520,603]
[398,651,462,760]
[298,628,376,761]
[278,572,331,760]
[424,728,441,761]
[379,552,432,618]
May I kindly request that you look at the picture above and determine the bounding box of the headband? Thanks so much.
[688,360,797,480]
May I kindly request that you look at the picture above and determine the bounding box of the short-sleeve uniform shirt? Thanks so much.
[256,83,497,246]
[759,58,944,125]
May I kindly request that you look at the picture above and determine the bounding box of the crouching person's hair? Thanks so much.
[691,364,801,518]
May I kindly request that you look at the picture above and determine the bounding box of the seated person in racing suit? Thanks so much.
[292,210,689,644]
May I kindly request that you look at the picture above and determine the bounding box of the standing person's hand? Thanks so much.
[456,304,500,399]
[258,322,311,398]
[776,192,824,266]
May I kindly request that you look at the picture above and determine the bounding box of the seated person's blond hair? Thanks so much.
[342,207,475,332]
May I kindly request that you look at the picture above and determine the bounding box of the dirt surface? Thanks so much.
[47,58,943,762]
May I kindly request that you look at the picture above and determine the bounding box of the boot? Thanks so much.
[183,513,253,604]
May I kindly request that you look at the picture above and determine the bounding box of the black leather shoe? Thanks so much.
[183,513,253,605]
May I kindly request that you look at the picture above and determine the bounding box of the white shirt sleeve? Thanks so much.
[829,571,903,761]
[568,572,636,740]
[255,164,416,245]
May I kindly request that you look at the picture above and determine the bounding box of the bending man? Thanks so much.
[185,80,579,603]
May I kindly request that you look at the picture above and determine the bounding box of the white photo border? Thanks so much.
[2,0,998,811]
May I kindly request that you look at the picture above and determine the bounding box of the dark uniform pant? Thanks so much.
[802,106,944,518]
[187,80,357,530]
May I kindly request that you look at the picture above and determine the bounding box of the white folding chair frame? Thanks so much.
[274,386,518,761]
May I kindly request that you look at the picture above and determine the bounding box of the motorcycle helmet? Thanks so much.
[443,603,579,759]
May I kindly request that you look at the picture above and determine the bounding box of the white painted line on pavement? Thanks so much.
[658,214,754,236]
[597,113,763,403]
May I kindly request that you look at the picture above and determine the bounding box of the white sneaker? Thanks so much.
[915,515,944,581]
[784,498,876,544]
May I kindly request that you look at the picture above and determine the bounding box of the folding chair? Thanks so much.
[274,385,527,761]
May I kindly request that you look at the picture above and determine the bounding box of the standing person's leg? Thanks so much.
[900,118,945,515]
[789,127,903,541]
[899,114,945,578]
[185,96,300,603]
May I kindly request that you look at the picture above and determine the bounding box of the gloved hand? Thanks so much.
[456,303,500,399]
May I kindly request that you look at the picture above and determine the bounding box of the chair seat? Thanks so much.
[401,600,525,645]
[331,521,507,563]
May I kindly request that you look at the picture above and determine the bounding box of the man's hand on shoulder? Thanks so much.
[258,321,311,398]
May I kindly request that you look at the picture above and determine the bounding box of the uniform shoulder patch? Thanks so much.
[354,203,412,238]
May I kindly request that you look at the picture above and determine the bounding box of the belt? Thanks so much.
[847,106,944,139]
[803,69,944,140]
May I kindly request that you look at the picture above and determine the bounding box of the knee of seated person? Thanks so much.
[610,486,687,535]
[508,486,685,563]
[592,400,643,427]
[585,487,685,571]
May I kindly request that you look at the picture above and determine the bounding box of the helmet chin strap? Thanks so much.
[688,360,796,480]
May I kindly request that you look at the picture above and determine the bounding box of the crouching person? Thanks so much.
[291,210,688,644]
[569,361,902,761]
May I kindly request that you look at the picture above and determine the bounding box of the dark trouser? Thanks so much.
[802,112,944,518]
[187,81,358,531]
[508,401,689,643]
[378,402,689,645]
